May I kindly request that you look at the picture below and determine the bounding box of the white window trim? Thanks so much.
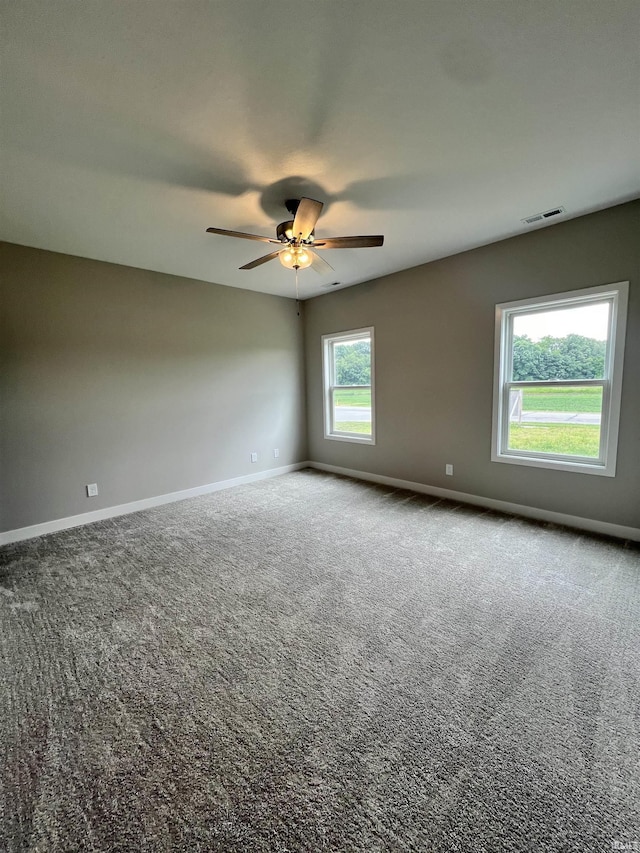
[491,282,628,476]
[322,327,376,444]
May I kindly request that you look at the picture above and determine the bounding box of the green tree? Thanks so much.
[512,334,605,381]
[335,341,371,385]
[556,334,606,379]
[512,335,549,380]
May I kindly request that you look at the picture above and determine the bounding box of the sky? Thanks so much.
[513,303,610,342]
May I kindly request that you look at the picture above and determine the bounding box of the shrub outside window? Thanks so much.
[492,282,628,476]
[322,328,375,443]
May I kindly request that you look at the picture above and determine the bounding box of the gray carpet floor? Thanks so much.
[1,469,639,852]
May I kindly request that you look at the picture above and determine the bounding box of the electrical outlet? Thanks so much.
[250,452,258,463]
[273,448,280,459]
[86,483,99,497]
[445,464,454,476]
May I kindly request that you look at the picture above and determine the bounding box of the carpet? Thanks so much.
[1,469,639,852]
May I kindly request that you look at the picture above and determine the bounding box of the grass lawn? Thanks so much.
[509,423,600,457]
[335,386,602,413]
[334,387,371,407]
[332,386,602,450]
[521,386,602,413]
[334,421,371,435]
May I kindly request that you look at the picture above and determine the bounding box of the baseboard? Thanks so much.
[3,460,638,546]
[0,463,308,546]
[307,461,640,542]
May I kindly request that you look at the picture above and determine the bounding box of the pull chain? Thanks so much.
[295,266,300,316]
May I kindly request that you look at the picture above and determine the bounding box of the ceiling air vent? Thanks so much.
[522,206,566,226]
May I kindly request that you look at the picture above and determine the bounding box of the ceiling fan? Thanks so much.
[206,197,384,274]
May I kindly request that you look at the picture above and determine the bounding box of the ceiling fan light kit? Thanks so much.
[206,197,384,287]
[279,246,312,270]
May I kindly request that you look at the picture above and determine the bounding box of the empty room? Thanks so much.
[1,2,639,851]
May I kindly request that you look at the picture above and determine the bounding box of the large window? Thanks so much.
[492,282,628,476]
[322,327,375,443]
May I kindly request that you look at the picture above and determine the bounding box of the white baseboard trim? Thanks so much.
[307,461,640,542]
[3,460,638,546]
[0,463,307,546]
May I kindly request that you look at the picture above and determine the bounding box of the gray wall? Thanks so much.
[304,201,640,529]
[1,243,307,532]
[3,201,638,535]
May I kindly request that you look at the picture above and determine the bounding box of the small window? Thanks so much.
[322,327,375,443]
[492,282,628,476]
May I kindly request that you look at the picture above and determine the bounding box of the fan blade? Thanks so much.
[293,197,323,241]
[206,227,280,244]
[239,249,282,270]
[309,251,334,275]
[313,235,384,249]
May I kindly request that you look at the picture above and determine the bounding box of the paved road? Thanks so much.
[335,406,600,425]
[516,411,601,425]
[334,406,372,422]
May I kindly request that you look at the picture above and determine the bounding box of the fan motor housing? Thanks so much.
[277,219,315,243]
[276,220,294,242]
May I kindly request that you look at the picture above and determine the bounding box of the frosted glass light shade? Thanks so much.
[279,247,312,269]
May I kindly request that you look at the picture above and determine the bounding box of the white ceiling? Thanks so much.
[1,1,639,300]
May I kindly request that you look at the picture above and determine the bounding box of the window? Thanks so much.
[492,282,628,476]
[322,327,375,443]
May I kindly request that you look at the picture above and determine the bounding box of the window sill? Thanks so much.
[491,450,614,477]
[324,433,376,445]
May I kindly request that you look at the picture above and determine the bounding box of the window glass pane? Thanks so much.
[507,385,603,458]
[511,302,610,381]
[332,388,372,436]
[333,338,371,386]
[331,334,372,437]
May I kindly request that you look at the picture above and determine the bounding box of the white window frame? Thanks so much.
[491,282,628,476]
[322,327,375,444]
